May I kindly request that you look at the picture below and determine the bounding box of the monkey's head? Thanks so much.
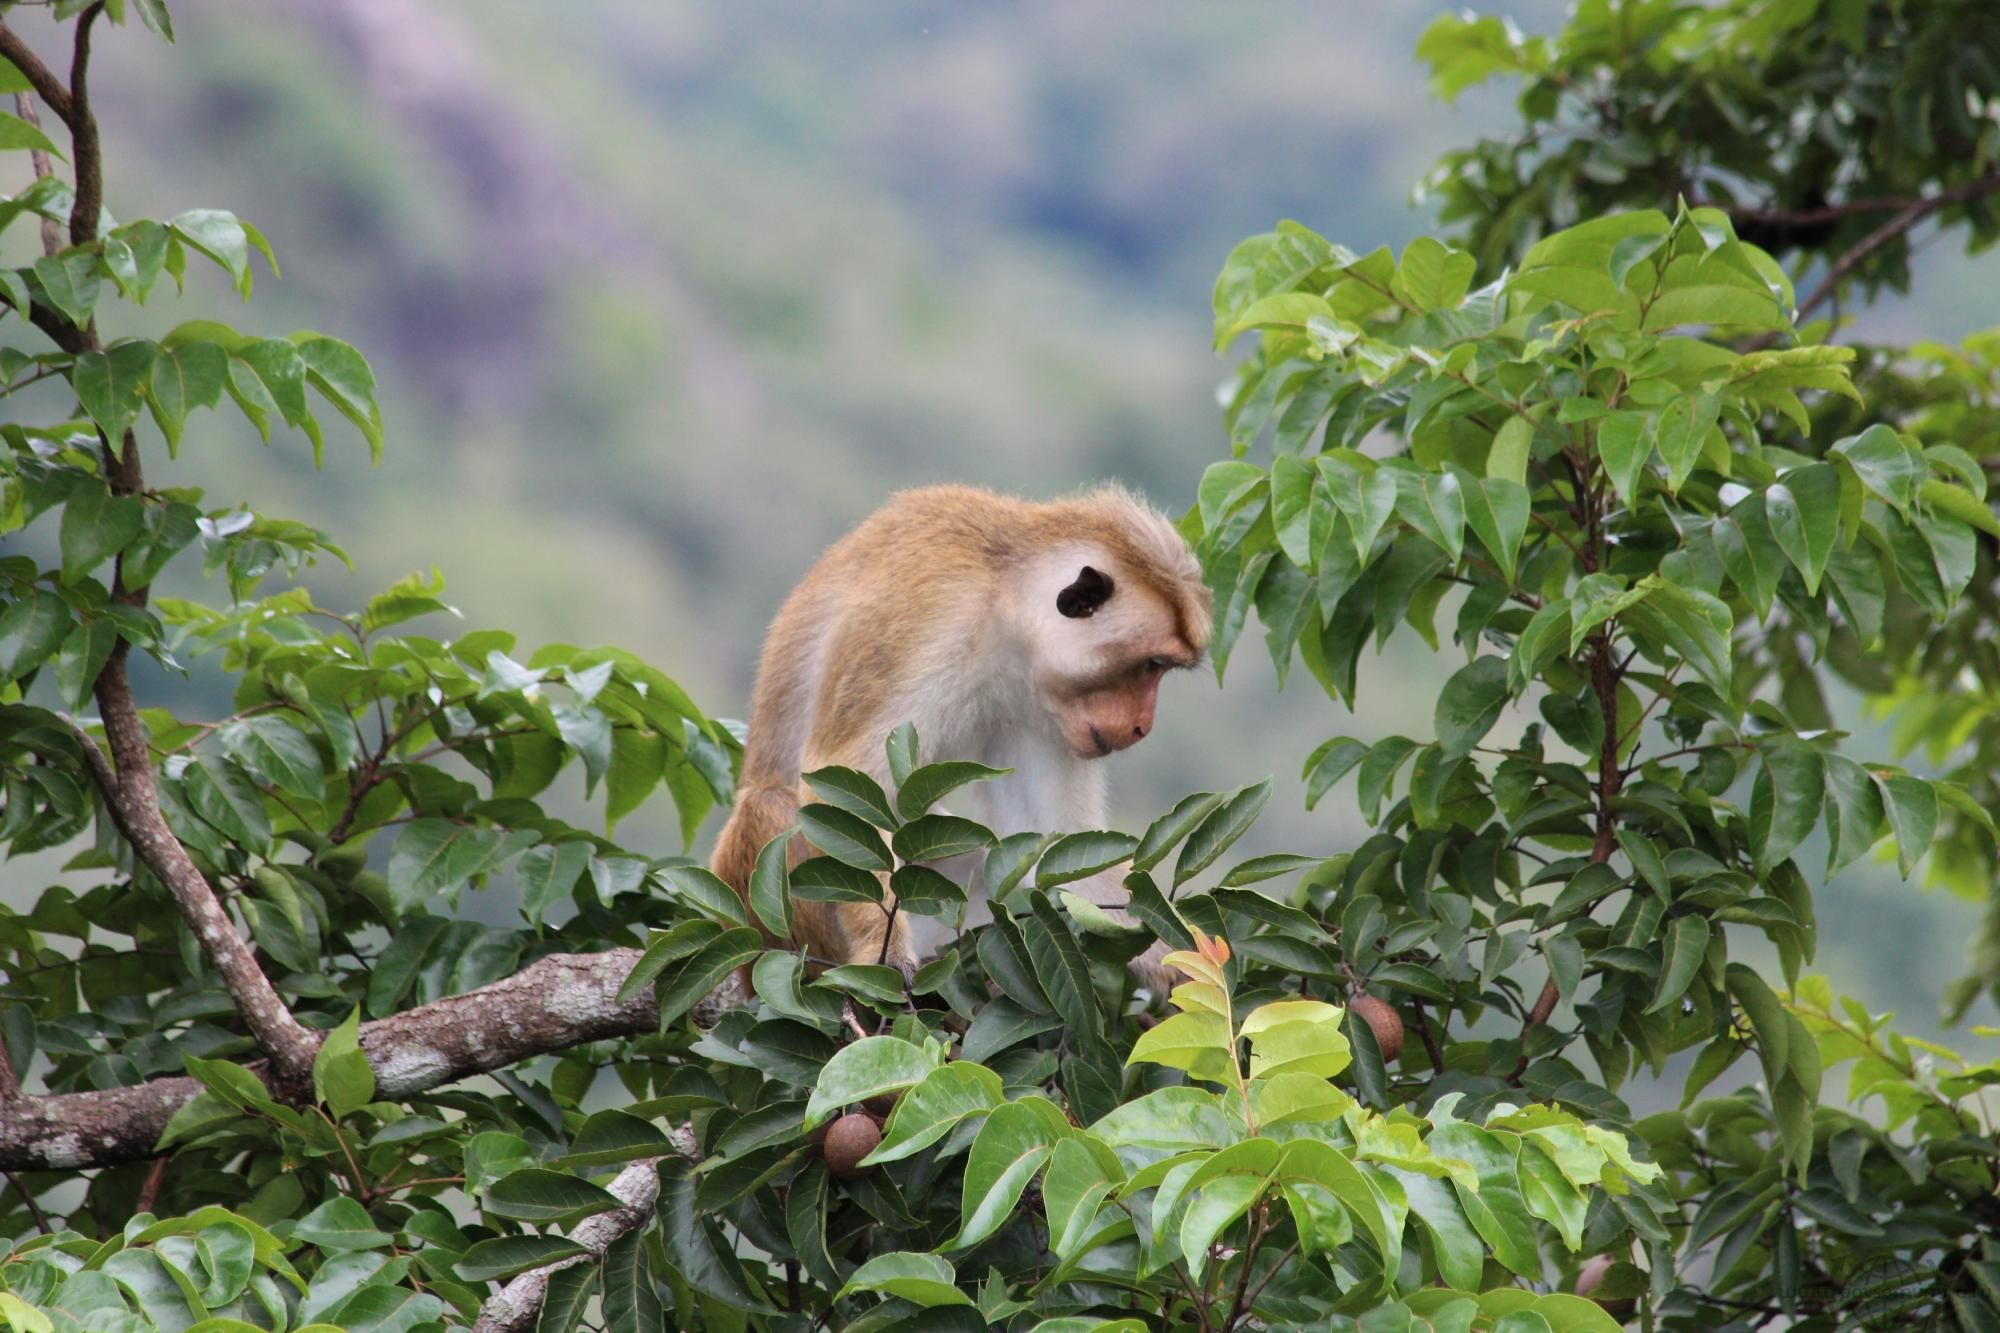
[1027,497,1211,760]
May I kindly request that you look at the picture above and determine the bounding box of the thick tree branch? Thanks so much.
[64,3,103,249]
[471,1144,691,1333]
[0,948,663,1171]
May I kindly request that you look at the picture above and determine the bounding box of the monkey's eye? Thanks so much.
[1143,656,1172,676]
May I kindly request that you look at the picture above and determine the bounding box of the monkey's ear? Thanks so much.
[1056,566,1115,619]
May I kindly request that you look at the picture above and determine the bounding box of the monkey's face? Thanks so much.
[1040,563,1201,760]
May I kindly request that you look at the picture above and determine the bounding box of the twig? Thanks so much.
[2,1171,51,1234]
[1231,1238,1300,1324]
[10,91,63,257]
[1410,997,1447,1072]
[133,1156,168,1215]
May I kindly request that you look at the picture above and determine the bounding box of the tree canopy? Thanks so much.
[4,2,2000,1330]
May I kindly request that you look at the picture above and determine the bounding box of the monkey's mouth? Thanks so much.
[1086,725,1112,757]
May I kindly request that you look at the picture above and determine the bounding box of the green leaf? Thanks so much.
[797,802,892,872]
[482,1168,620,1222]
[1132,792,1225,871]
[184,756,273,854]
[59,486,145,584]
[518,840,592,925]
[294,335,385,461]
[894,813,997,863]
[455,1236,590,1283]
[147,339,229,453]
[0,111,61,156]
[1647,915,1710,1014]
[312,1008,374,1119]
[218,714,323,800]
[1127,1010,1236,1083]
[886,722,920,787]
[294,1196,392,1251]
[1655,391,1721,494]
[0,591,71,679]
[1398,470,1467,563]
[1767,464,1840,593]
[1620,578,1734,698]
[1320,455,1398,560]
[30,250,99,327]
[838,1252,973,1307]
[1241,999,1351,1079]
[895,759,1010,819]
[1393,236,1476,312]
[1833,424,1922,514]
[1434,655,1509,761]
[1175,779,1272,886]
[1459,472,1530,585]
[387,820,534,905]
[953,1098,1068,1249]
[1595,410,1650,508]
[1875,773,1938,877]
[803,1035,943,1128]
[71,341,159,450]
[656,864,752,928]
[1042,1134,1127,1261]
[1037,830,1139,887]
[867,1062,1005,1164]
[601,1225,669,1327]
[557,1109,674,1168]
[53,617,116,709]
[1822,755,1885,877]
[1487,415,1533,486]
[1922,477,2000,539]
[803,765,898,829]
[748,830,793,939]
[1749,737,1824,872]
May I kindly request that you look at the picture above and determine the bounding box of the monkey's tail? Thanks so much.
[710,779,801,954]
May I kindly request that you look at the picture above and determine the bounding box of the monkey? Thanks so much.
[709,483,1211,997]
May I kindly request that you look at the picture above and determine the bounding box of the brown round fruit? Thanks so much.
[863,1091,900,1119]
[822,1112,882,1180]
[1350,993,1405,1063]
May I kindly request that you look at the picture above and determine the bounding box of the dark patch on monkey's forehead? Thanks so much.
[1057,565,1116,619]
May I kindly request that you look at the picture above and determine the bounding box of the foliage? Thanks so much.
[1419,0,2000,1023]
[7,2,2000,1332]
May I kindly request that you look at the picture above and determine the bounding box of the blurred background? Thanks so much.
[9,0,1998,1037]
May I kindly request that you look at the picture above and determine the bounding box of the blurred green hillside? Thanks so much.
[6,0,1995,1034]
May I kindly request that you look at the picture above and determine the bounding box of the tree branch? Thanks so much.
[79,673,321,1084]
[0,948,664,1171]
[64,3,103,250]
[8,12,318,1084]
[0,19,76,126]
[470,1141,691,1333]
[1792,169,2000,324]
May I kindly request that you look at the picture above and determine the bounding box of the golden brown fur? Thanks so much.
[710,484,1211,981]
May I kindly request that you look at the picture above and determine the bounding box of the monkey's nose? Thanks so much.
[1132,724,1147,740]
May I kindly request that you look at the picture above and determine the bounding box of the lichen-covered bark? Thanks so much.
[0,948,660,1171]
